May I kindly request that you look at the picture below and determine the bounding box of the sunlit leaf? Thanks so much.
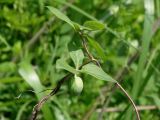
[69,49,84,69]
[47,6,74,28]
[19,61,43,92]
[81,64,116,82]
[83,21,105,30]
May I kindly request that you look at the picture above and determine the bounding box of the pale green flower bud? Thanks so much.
[72,75,83,94]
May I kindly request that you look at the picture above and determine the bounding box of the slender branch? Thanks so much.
[79,35,140,120]
[116,82,140,120]
[30,60,93,120]
[30,73,72,120]
[78,26,140,120]
[82,51,139,120]
[78,31,101,67]
[96,105,159,113]
[97,51,139,119]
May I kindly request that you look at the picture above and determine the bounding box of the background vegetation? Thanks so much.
[0,0,160,120]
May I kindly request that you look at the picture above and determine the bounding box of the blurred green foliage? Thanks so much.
[0,0,160,120]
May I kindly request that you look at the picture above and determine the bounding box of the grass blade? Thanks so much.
[54,0,97,20]
[132,0,154,101]
[18,61,54,120]
[125,0,155,119]
[16,101,31,120]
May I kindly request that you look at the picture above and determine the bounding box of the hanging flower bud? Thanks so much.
[72,75,83,94]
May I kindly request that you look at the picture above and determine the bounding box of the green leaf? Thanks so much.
[54,0,97,21]
[52,97,72,120]
[47,6,74,28]
[12,41,22,55]
[53,106,66,120]
[72,22,81,31]
[19,61,43,92]
[81,64,116,82]
[73,22,93,31]
[56,59,78,74]
[0,35,11,49]
[16,101,32,120]
[0,62,16,72]
[69,49,84,69]
[87,36,106,60]
[0,76,22,83]
[83,21,105,30]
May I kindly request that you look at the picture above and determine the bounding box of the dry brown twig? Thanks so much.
[96,105,159,113]
[30,73,72,120]
[30,60,93,120]
[78,31,101,67]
